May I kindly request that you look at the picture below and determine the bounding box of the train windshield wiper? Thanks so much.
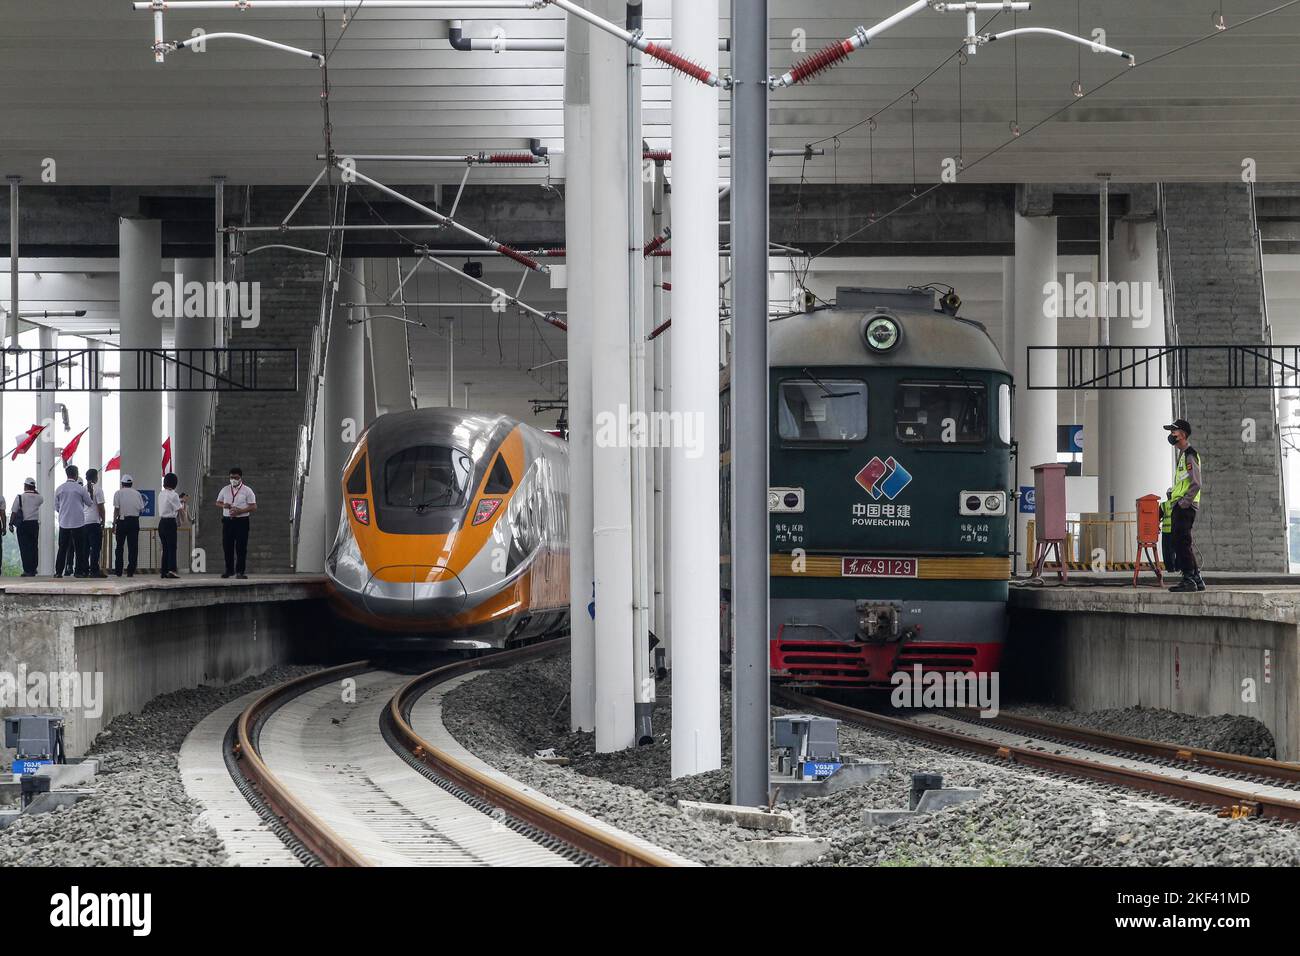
[801,368,857,399]
[412,488,455,513]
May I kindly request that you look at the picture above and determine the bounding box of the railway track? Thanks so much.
[227,641,679,867]
[775,688,1300,824]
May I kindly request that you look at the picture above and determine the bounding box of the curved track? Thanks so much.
[228,642,679,867]
[776,688,1300,823]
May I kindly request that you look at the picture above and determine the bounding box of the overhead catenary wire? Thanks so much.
[804,0,1300,266]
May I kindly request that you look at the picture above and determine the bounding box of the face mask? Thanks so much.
[230,479,241,488]
[1167,434,1179,446]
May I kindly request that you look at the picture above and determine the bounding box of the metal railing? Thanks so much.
[1025,512,1166,571]
[1028,344,1300,390]
[288,182,349,567]
[0,348,297,392]
[95,525,194,573]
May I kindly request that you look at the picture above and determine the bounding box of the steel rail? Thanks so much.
[232,661,373,867]
[960,710,1300,786]
[777,689,1300,823]
[386,639,679,867]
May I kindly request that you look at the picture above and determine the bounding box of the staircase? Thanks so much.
[195,187,334,573]
[1161,182,1287,571]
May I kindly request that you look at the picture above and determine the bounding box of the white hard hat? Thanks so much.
[23,477,35,487]
[122,474,134,484]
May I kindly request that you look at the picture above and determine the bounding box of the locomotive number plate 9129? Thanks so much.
[841,557,918,578]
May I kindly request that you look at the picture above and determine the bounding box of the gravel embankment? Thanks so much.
[0,665,317,867]
[1003,703,1277,758]
[444,653,1300,867]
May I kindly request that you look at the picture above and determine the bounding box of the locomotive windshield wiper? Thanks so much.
[801,368,857,399]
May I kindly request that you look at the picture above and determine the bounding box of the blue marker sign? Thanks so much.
[1019,486,1036,514]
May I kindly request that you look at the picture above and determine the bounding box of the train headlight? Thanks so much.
[349,498,369,525]
[863,313,901,352]
[473,497,502,526]
[959,491,1006,516]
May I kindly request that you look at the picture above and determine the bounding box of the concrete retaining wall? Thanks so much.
[1008,587,1299,759]
[0,578,331,756]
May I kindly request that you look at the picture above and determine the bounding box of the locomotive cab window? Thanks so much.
[895,380,988,445]
[484,454,514,494]
[777,379,868,442]
[345,454,368,494]
[382,445,473,511]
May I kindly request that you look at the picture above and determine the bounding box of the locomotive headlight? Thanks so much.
[768,492,780,511]
[985,494,1003,513]
[960,491,1007,516]
[863,314,901,352]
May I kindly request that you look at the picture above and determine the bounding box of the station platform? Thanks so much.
[0,574,331,756]
[1007,572,1300,760]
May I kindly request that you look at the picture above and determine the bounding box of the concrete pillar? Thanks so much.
[297,393,328,573]
[1100,220,1171,518]
[669,0,722,779]
[589,0,635,753]
[174,258,215,507]
[37,328,56,575]
[324,259,368,547]
[1014,213,1058,568]
[1000,256,1015,368]
[367,259,415,418]
[119,218,163,526]
[565,7,597,733]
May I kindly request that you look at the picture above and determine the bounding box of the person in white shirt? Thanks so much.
[82,468,107,578]
[157,472,183,580]
[54,465,94,578]
[10,478,42,576]
[215,466,257,579]
[112,474,146,577]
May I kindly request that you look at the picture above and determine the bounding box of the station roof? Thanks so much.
[3,1,1300,185]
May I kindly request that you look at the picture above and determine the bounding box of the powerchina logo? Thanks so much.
[49,887,151,937]
[855,456,913,500]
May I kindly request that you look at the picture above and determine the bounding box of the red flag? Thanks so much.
[105,451,121,472]
[161,437,172,475]
[10,424,44,462]
[60,428,88,465]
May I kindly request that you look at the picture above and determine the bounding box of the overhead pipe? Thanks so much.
[317,152,547,166]
[447,17,731,53]
[134,1,541,9]
[335,160,549,272]
[642,147,822,161]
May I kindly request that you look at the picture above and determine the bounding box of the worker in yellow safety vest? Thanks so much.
[1159,487,1178,574]
[1164,418,1204,592]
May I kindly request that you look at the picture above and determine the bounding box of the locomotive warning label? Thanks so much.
[841,557,919,578]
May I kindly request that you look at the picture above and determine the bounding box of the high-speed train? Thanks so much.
[325,408,570,648]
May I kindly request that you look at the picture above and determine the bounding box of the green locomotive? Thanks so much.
[726,286,1013,689]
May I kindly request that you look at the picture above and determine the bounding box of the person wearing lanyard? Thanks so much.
[9,478,41,576]
[82,468,107,578]
[157,472,182,580]
[112,474,145,577]
[215,466,256,579]
[55,466,94,578]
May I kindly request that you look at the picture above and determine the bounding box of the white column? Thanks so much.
[565,7,597,732]
[174,258,214,507]
[1101,219,1172,516]
[651,167,667,669]
[1000,255,1015,367]
[1014,213,1058,568]
[589,0,635,753]
[367,260,415,418]
[297,393,328,572]
[119,218,163,528]
[36,328,56,575]
[324,259,368,548]
[669,0,722,779]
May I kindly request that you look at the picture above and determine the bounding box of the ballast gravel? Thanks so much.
[1004,702,1277,759]
[0,664,317,867]
[443,653,1300,867]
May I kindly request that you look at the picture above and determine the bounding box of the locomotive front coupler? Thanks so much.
[855,601,904,642]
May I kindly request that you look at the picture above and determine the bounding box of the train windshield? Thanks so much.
[778,379,868,442]
[382,445,473,512]
[895,379,988,444]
